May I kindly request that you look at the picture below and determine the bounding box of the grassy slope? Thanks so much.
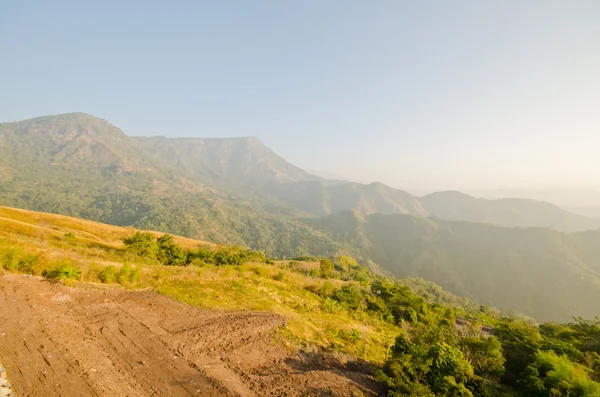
[0,205,397,363]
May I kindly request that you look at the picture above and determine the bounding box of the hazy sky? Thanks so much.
[2,1,599,190]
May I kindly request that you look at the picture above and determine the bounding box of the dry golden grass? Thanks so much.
[0,205,398,363]
[0,206,213,249]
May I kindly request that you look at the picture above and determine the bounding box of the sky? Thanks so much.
[1,1,599,191]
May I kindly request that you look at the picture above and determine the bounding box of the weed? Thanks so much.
[43,260,81,284]
[99,265,117,283]
[273,270,286,281]
[117,263,131,284]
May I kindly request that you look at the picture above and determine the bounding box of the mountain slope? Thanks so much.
[0,113,339,257]
[134,136,317,186]
[421,191,600,232]
[134,136,428,216]
[312,211,600,322]
[261,180,428,216]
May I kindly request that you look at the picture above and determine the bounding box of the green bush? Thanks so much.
[117,263,131,284]
[333,283,364,310]
[98,265,117,283]
[123,232,158,258]
[43,260,81,283]
[130,265,141,282]
[320,259,335,279]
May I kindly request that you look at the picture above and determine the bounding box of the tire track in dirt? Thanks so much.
[0,273,383,396]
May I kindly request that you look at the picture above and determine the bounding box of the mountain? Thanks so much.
[0,113,339,256]
[566,206,600,218]
[133,134,600,231]
[312,211,600,322]
[466,187,600,208]
[134,136,317,187]
[134,136,427,216]
[261,180,428,216]
[421,191,600,233]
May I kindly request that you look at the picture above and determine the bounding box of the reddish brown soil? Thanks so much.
[0,273,383,396]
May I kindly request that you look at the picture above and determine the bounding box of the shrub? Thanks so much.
[333,284,364,310]
[43,260,81,283]
[99,266,117,283]
[130,265,141,282]
[0,247,23,270]
[322,298,344,314]
[62,232,76,245]
[117,263,131,284]
[272,270,285,281]
[320,259,335,279]
[123,232,158,258]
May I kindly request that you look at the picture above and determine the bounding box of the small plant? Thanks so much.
[272,270,286,281]
[0,247,23,270]
[321,297,344,314]
[62,232,76,245]
[130,265,141,282]
[99,265,117,283]
[117,263,132,284]
[43,260,81,284]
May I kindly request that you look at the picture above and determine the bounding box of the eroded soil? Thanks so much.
[0,273,382,396]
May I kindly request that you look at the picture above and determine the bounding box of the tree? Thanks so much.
[459,336,505,380]
[426,342,474,395]
[157,234,187,266]
[494,320,541,386]
[123,231,158,258]
[521,351,600,397]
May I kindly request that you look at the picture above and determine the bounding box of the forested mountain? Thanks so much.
[311,210,600,322]
[134,135,318,187]
[2,113,600,322]
[0,113,338,256]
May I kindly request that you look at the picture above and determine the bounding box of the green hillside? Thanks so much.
[312,211,600,322]
[0,114,338,257]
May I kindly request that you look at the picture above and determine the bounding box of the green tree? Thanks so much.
[521,351,600,397]
[123,231,158,258]
[426,342,474,396]
[494,320,541,386]
[459,336,505,380]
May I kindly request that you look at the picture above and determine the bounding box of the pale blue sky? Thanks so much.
[1,1,599,190]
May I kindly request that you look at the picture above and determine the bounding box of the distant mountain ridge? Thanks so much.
[311,210,600,322]
[421,190,600,233]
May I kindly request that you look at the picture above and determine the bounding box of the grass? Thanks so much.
[0,205,398,363]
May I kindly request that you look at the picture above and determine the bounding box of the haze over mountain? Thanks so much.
[1,113,600,323]
[311,210,600,322]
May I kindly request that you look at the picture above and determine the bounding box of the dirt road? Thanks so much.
[0,273,382,396]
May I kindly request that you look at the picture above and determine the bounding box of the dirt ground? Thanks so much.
[0,273,384,396]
